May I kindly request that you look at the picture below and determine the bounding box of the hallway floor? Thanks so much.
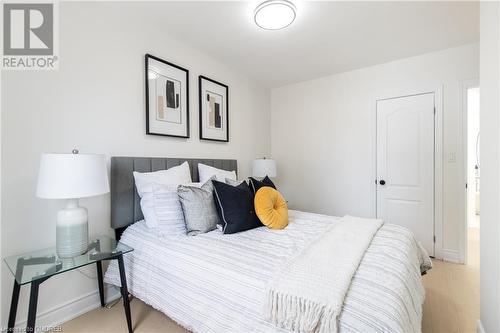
[422,227,479,333]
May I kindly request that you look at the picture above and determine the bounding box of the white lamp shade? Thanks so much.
[252,159,277,178]
[36,153,109,199]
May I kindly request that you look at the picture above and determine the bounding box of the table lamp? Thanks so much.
[252,158,277,178]
[36,150,109,258]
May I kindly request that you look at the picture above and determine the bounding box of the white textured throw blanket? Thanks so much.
[264,215,383,333]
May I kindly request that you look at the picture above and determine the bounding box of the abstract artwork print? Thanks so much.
[199,76,228,142]
[206,91,223,129]
[145,54,189,138]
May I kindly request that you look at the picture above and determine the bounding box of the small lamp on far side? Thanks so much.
[252,158,277,178]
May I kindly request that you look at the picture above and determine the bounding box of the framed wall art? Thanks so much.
[199,76,229,142]
[145,54,189,138]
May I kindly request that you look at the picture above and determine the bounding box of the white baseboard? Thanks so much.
[442,248,462,263]
[14,285,120,331]
[477,319,486,333]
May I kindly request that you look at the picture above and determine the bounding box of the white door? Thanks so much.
[376,93,435,256]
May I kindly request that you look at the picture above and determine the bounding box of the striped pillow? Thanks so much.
[152,183,188,237]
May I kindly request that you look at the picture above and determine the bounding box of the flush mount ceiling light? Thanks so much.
[254,0,297,30]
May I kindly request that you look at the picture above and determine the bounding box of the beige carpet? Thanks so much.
[57,228,480,333]
[421,227,480,333]
[58,299,187,333]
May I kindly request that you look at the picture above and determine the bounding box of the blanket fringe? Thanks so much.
[263,216,383,333]
[265,289,339,333]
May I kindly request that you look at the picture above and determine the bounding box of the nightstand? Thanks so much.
[4,236,134,333]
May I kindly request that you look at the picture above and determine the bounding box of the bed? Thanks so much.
[104,156,431,333]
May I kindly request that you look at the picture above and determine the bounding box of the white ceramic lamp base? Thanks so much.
[56,199,88,258]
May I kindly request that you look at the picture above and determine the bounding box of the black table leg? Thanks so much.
[117,255,133,333]
[8,280,21,332]
[26,280,41,333]
[96,261,105,307]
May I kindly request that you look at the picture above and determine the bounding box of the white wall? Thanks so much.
[479,2,500,332]
[1,2,270,328]
[271,43,478,259]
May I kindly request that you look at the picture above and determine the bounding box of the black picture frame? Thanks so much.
[145,54,190,138]
[199,75,229,142]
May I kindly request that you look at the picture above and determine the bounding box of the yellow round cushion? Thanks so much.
[254,187,288,230]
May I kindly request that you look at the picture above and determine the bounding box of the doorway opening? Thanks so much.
[465,84,480,266]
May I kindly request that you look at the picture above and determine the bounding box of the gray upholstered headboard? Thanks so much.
[110,156,237,239]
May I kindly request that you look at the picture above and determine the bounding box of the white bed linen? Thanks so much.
[105,210,426,333]
[265,216,383,333]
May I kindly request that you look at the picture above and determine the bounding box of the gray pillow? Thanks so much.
[177,176,220,236]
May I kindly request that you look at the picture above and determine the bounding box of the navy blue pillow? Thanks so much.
[212,180,263,234]
[248,176,276,194]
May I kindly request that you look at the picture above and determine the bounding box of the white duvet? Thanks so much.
[105,210,428,333]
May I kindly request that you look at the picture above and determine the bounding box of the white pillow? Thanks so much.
[141,182,202,231]
[133,161,191,198]
[140,192,160,229]
[152,183,186,237]
[225,178,245,186]
[198,163,236,183]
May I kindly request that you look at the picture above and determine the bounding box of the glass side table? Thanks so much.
[4,235,134,333]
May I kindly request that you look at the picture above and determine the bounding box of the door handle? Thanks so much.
[379,180,386,185]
